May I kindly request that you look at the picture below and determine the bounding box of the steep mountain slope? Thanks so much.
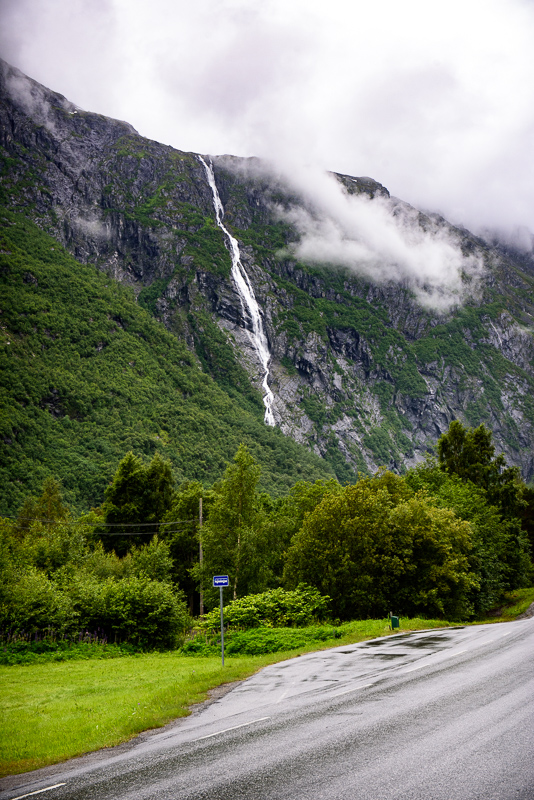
[1,58,533,486]
[0,206,334,514]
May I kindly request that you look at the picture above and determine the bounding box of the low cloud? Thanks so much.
[1,0,534,240]
[479,225,534,255]
[3,61,77,135]
[6,70,57,132]
[72,216,111,242]
[272,166,483,310]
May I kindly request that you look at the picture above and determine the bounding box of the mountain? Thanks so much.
[1,58,533,509]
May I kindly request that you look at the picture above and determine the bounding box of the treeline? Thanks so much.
[1,422,532,650]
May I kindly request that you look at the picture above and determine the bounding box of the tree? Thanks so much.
[284,471,476,620]
[16,477,70,530]
[198,444,269,605]
[100,452,175,555]
[437,421,522,517]
[518,485,534,573]
[144,453,175,522]
[160,480,216,613]
[11,479,87,577]
[284,478,342,526]
[406,459,531,607]
[260,478,342,588]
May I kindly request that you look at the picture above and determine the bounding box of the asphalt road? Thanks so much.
[2,618,533,800]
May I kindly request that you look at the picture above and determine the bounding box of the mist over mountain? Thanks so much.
[1,58,533,508]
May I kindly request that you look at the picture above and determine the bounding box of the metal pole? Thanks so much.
[199,497,204,616]
[220,585,224,666]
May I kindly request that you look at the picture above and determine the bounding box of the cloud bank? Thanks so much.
[1,0,533,248]
[270,165,483,310]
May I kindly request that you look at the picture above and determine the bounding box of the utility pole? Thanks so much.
[199,496,204,617]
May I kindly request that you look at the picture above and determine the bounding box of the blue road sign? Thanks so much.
[213,575,229,587]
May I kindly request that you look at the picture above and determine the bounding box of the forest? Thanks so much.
[1,420,532,662]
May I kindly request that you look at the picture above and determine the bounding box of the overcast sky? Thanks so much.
[1,0,533,240]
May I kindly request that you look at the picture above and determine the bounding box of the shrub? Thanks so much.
[224,626,341,655]
[180,625,342,657]
[70,575,191,649]
[180,637,220,656]
[0,568,76,636]
[200,585,331,632]
[0,639,137,665]
[130,537,174,582]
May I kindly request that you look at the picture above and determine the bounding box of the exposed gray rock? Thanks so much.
[2,57,534,480]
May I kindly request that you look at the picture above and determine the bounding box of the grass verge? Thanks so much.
[0,652,286,778]
[480,586,534,622]
[2,597,533,779]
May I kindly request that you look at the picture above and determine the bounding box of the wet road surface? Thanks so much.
[2,618,533,800]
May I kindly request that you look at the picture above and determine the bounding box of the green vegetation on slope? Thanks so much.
[2,90,534,479]
[186,310,265,416]
[0,206,334,514]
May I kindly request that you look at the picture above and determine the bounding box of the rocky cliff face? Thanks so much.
[2,58,534,480]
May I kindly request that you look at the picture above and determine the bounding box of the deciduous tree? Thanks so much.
[406,458,531,607]
[437,421,522,517]
[198,444,270,605]
[284,471,476,619]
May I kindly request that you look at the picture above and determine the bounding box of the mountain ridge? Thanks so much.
[1,57,533,487]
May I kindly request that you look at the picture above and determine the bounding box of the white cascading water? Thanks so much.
[199,156,275,426]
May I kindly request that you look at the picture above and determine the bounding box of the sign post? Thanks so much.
[213,575,229,665]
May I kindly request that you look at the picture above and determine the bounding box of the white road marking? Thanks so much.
[406,647,468,673]
[11,784,66,800]
[439,648,468,659]
[193,717,270,741]
[332,683,373,698]
[276,690,288,704]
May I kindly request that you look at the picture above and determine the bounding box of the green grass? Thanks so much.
[0,653,277,776]
[0,616,449,777]
[2,595,533,778]
[481,586,534,622]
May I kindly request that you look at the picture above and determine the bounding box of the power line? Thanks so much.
[99,530,176,537]
[100,525,196,536]
[4,516,197,527]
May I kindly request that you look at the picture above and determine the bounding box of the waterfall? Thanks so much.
[198,156,275,426]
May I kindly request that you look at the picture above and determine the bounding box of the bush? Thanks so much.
[180,625,342,656]
[70,575,191,649]
[200,585,331,632]
[130,537,174,582]
[224,626,341,655]
[0,638,137,665]
[0,569,191,650]
[0,568,76,636]
[180,637,221,656]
